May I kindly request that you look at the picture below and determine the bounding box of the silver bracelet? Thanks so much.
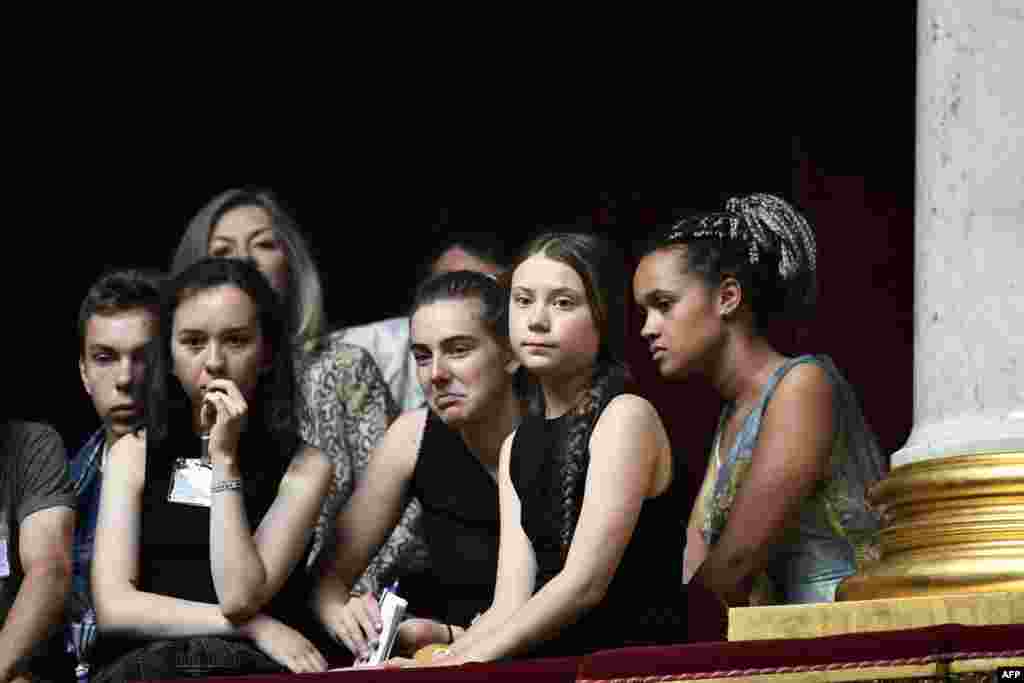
[212,479,243,494]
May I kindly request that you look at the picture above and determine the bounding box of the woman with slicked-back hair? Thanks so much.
[316,271,523,662]
[633,193,885,608]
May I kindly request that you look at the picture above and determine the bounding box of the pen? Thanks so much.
[380,579,400,603]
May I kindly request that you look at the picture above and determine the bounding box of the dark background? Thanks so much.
[9,6,916,523]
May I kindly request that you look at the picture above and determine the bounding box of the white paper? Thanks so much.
[0,519,10,578]
[0,539,10,578]
[357,591,407,667]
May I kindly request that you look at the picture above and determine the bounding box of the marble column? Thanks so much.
[840,0,1024,600]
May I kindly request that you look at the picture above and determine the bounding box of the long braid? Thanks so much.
[557,363,626,557]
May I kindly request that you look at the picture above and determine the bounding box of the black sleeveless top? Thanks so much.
[93,425,333,666]
[510,376,687,656]
[405,410,499,627]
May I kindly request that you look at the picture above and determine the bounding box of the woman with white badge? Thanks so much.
[90,258,340,681]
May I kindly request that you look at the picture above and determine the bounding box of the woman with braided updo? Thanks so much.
[634,193,885,607]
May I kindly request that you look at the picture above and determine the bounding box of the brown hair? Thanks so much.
[513,232,627,369]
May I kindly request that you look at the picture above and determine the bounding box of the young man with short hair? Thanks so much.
[68,269,160,677]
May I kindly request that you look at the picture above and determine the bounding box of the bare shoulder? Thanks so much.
[589,394,672,497]
[769,361,835,414]
[759,360,837,469]
[590,394,671,468]
[109,430,146,458]
[378,407,430,471]
[780,360,832,391]
[594,393,665,435]
[106,430,147,489]
[388,407,429,440]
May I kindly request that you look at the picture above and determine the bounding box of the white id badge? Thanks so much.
[0,520,11,578]
[166,458,213,507]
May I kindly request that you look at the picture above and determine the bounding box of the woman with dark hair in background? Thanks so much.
[409,233,685,665]
[633,193,884,607]
[172,188,415,595]
[90,259,340,680]
[339,231,513,412]
[315,270,522,661]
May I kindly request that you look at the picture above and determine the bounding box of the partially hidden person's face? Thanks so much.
[171,284,270,407]
[633,247,723,380]
[509,254,600,379]
[208,205,290,296]
[80,307,158,441]
[411,297,518,427]
[432,246,503,278]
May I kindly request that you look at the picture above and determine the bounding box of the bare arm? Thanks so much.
[91,433,240,639]
[692,363,835,606]
[453,396,672,662]
[0,506,74,683]
[200,378,330,620]
[314,409,423,656]
[211,443,333,622]
[445,429,536,658]
[92,432,329,673]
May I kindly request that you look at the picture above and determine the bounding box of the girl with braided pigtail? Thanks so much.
[399,232,686,666]
[634,193,885,609]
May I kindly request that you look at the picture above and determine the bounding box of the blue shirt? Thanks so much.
[66,428,104,669]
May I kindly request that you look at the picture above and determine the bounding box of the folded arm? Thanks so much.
[92,433,242,638]
[211,442,333,622]
[692,363,835,606]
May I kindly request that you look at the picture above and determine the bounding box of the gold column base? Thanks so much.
[838,450,1024,601]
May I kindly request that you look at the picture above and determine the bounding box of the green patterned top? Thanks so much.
[694,355,884,604]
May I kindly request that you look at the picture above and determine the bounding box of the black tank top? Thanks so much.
[406,410,499,627]
[510,377,687,656]
[93,426,333,666]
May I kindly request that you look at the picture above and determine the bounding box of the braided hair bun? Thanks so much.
[654,193,818,328]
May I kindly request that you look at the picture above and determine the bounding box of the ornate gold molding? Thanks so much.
[838,450,1024,601]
